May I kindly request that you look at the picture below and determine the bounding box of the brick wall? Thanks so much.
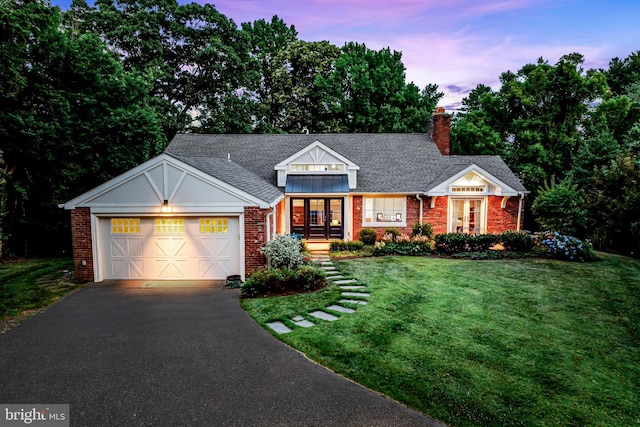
[425,196,449,234]
[70,208,94,283]
[244,206,271,274]
[486,196,520,233]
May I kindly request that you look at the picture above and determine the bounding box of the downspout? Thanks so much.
[416,193,424,223]
[266,208,275,242]
[516,194,524,231]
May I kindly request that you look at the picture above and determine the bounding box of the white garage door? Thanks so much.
[100,217,240,280]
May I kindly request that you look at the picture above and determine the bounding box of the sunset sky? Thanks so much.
[52,0,640,110]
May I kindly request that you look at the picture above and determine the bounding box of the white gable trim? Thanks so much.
[274,141,360,189]
[63,154,273,210]
[427,164,521,196]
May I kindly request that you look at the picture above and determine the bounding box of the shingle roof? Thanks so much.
[168,154,284,203]
[165,133,526,194]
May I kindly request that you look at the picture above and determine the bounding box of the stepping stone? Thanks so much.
[294,319,315,328]
[339,299,368,305]
[320,261,333,265]
[326,305,356,314]
[321,266,337,271]
[339,285,366,290]
[266,321,292,334]
[327,275,345,280]
[334,279,357,285]
[291,315,315,327]
[341,292,370,297]
[309,311,339,321]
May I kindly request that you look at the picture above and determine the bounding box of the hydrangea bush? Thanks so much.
[534,231,595,261]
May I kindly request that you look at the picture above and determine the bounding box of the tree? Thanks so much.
[268,40,340,133]
[241,15,298,133]
[316,42,442,133]
[68,0,257,138]
[0,0,164,256]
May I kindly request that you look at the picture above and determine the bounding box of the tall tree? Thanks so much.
[0,0,164,256]
[268,40,340,133]
[241,16,298,133]
[316,42,442,133]
[68,0,257,138]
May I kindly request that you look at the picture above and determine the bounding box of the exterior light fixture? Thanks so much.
[161,200,171,213]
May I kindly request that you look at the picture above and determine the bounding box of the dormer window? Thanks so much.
[291,164,344,172]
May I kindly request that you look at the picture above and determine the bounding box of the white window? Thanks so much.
[290,164,344,172]
[451,186,486,193]
[363,197,406,225]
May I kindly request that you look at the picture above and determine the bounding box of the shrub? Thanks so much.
[359,228,377,245]
[241,266,326,298]
[260,234,304,269]
[532,177,587,236]
[500,231,535,252]
[435,233,469,255]
[412,222,434,239]
[467,234,500,251]
[373,234,434,256]
[330,240,365,252]
[384,227,400,241]
[534,231,596,262]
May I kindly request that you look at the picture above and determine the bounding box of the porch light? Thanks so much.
[161,200,172,213]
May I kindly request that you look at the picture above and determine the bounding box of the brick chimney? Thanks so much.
[428,107,450,156]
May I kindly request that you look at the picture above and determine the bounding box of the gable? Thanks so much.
[427,164,522,196]
[63,154,275,212]
[273,141,360,189]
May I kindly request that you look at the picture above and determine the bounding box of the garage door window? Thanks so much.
[200,218,229,234]
[155,218,184,234]
[111,218,140,234]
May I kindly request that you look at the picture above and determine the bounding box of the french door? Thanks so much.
[291,198,343,239]
[451,199,484,234]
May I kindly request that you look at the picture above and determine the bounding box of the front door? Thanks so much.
[291,198,343,239]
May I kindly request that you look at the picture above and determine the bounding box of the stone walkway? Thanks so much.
[266,255,369,334]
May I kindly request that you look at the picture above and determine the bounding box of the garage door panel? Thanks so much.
[154,259,188,279]
[101,217,240,280]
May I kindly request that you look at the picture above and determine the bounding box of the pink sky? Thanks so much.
[209,0,640,110]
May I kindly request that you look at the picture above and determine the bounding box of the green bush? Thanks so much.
[260,234,304,269]
[373,235,434,256]
[435,233,469,255]
[241,266,326,298]
[384,227,401,240]
[330,240,365,252]
[412,222,434,239]
[467,234,500,251]
[499,231,534,252]
[359,228,377,245]
[532,178,587,236]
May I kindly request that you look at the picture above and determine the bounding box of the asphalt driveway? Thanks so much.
[0,281,444,426]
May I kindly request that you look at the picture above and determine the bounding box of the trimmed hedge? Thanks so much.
[241,265,326,298]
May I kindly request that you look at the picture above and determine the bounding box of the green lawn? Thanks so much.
[0,258,75,319]
[241,254,640,426]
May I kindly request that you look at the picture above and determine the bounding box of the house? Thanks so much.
[63,112,527,283]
